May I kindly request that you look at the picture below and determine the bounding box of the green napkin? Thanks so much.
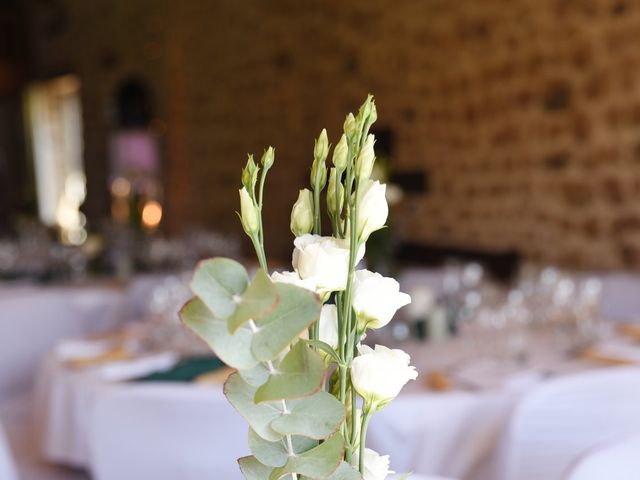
[134,356,225,382]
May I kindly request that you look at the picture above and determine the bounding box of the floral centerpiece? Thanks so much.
[181,95,417,479]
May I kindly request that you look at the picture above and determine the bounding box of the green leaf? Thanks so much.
[238,456,273,479]
[306,340,342,365]
[252,283,321,361]
[269,432,345,480]
[248,429,317,468]
[255,341,324,403]
[239,363,270,387]
[320,462,363,480]
[224,372,282,442]
[228,269,279,333]
[190,258,248,318]
[271,391,345,439]
[180,298,259,370]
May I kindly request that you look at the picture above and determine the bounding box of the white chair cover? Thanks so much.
[498,367,640,480]
[565,434,640,480]
[600,273,640,321]
[0,419,18,480]
[90,384,248,480]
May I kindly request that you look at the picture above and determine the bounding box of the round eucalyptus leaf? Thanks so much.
[190,258,248,318]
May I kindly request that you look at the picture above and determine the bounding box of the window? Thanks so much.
[24,75,86,244]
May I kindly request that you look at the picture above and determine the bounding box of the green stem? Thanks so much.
[257,165,269,247]
[250,234,268,273]
[341,178,360,363]
[338,365,348,439]
[359,411,372,474]
[334,169,343,238]
[313,185,321,235]
[348,373,358,454]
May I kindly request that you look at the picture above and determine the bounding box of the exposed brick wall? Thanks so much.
[24,0,640,268]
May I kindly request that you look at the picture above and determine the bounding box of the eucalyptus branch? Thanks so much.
[249,320,297,480]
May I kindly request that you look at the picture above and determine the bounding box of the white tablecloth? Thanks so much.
[90,384,248,480]
[36,325,637,480]
[0,419,17,480]
[0,284,127,402]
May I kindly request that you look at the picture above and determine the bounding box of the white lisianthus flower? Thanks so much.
[270,271,317,293]
[292,234,365,294]
[351,344,418,410]
[352,270,411,331]
[318,304,339,349]
[353,448,394,480]
[356,180,388,242]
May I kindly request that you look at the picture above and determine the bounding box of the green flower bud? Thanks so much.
[314,129,329,162]
[355,134,375,179]
[332,134,349,172]
[343,113,357,139]
[241,155,259,193]
[310,156,327,192]
[369,100,377,125]
[290,188,314,236]
[261,146,275,169]
[239,187,259,236]
[327,168,344,217]
[357,95,374,124]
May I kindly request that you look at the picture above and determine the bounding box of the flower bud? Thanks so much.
[261,146,275,169]
[327,168,344,217]
[369,100,378,125]
[355,134,375,179]
[290,188,314,237]
[241,155,259,193]
[310,157,327,191]
[356,179,388,242]
[358,95,374,124]
[313,129,329,162]
[239,187,259,236]
[332,134,348,172]
[343,113,357,139]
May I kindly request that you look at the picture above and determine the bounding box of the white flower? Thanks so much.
[292,234,364,294]
[356,180,388,242]
[352,270,411,331]
[270,271,317,293]
[351,344,417,409]
[318,304,339,349]
[354,448,394,480]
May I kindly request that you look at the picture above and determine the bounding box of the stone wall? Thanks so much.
[24,0,640,268]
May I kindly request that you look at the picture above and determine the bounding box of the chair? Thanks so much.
[565,434,640,480]
[0,419,18,480]
[600,273,640,321]
[90,384,248,480]
[498,367,640,480]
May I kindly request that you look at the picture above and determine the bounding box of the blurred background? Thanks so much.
[4,1,640,480]
[5,0,640,271]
